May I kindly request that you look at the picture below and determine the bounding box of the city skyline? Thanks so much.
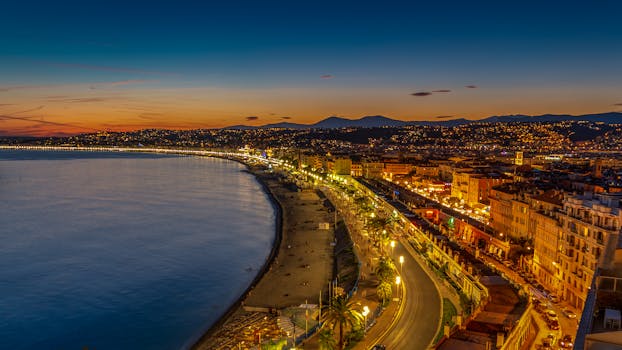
[2,0,622,136]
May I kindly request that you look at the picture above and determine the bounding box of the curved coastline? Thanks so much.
[0,146,299,349]
[188,163,283,349]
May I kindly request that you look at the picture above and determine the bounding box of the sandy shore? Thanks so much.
[191,166,335,349]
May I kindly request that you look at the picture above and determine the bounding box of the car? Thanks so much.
[372,345,386,350]
[548,319,560,330]
[542,333,556,348]
[560,334,574,348]
[562,307,577,319]
[549,294,560,303]
[546,309,558,320]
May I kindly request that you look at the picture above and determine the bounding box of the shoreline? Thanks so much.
[1,147,332,348]
[188,163,284,349]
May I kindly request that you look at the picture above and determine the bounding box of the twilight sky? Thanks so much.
[1,0,622,136]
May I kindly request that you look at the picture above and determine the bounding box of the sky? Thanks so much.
[1,0,621,136]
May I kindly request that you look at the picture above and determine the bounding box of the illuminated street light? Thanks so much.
[399,255,404,275]
[390,240,395,256]
[362,305,370,330]
[395,275,401,298]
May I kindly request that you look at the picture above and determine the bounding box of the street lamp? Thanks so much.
[399,255,404,275]
[395,276,401,298]
[390,240,395,256]
[362,305,370,330]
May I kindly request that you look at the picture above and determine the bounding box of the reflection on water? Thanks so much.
[0,150,275,350]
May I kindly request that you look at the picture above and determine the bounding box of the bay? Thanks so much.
[0,150,275,350]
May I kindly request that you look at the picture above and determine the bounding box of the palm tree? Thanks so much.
[318,328,337,350]
[322,295,363,350]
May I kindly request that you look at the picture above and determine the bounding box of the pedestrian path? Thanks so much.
[277,315,305,338]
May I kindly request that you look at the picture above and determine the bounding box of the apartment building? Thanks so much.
[489,183,540,240]
[557,192,622,310]
[362,161,384,179]
[531,190,564,294]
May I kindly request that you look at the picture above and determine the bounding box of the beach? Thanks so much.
[192,165,336,349]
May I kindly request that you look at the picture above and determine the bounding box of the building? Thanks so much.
[531,190,564,294]
[383,162,414,180]
[489,183,540,240]
[362,161,384,179]
[332,157,352,176]
[557,192,622,310]
[351,162,362,177]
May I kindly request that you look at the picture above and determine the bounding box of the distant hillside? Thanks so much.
[480,112,622,124]
[224,112,622,130]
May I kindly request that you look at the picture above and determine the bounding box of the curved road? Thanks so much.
[375,239,442,349]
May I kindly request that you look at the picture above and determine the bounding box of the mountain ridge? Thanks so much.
[224,112,622,130]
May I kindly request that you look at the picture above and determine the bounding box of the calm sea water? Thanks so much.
[0,150,276,350]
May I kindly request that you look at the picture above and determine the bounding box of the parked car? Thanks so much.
[542,333,556,348]
[560,334,574,348]
[372,345,386,350]
[562,307,578,319]
[548,319,560,330]
[549,294,560,303]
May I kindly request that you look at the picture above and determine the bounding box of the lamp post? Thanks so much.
[399,255,404,276]
[362,305,370,331]
[395,276,401,299]
[390,240,395,256]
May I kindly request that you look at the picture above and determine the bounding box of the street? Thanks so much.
[374,240,442,350]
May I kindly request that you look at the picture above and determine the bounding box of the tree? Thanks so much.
[377,229,392,256]
[322,295,363,350]
[374,256,396,283]
[261,339,287,350]
[318,328,337,350]
[376,281,393,304]
[366,216,393,252]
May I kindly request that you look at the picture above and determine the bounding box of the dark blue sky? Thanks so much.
[1,0,621,135]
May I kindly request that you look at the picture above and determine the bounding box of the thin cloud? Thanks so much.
[465,85,477,89]
[246,116,259,121]
[44,61,177,76]
[0,85,40,92]
[433,89,451,93]
[614,103,622,106]
[90,79,153,90]
[10,105,45,114]
[0,103,14,107]
[137,113,163,120]
[320,74,334,79]
[1,80,152,93]
[0,114,96,130]
[281,116,291,120]
[48,97,109,103]
[411,92,432,97]
[435,115,454,119]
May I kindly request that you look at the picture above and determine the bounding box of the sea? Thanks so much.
[0,150,276,350]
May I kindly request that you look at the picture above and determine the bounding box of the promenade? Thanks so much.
[193,169,335,349]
